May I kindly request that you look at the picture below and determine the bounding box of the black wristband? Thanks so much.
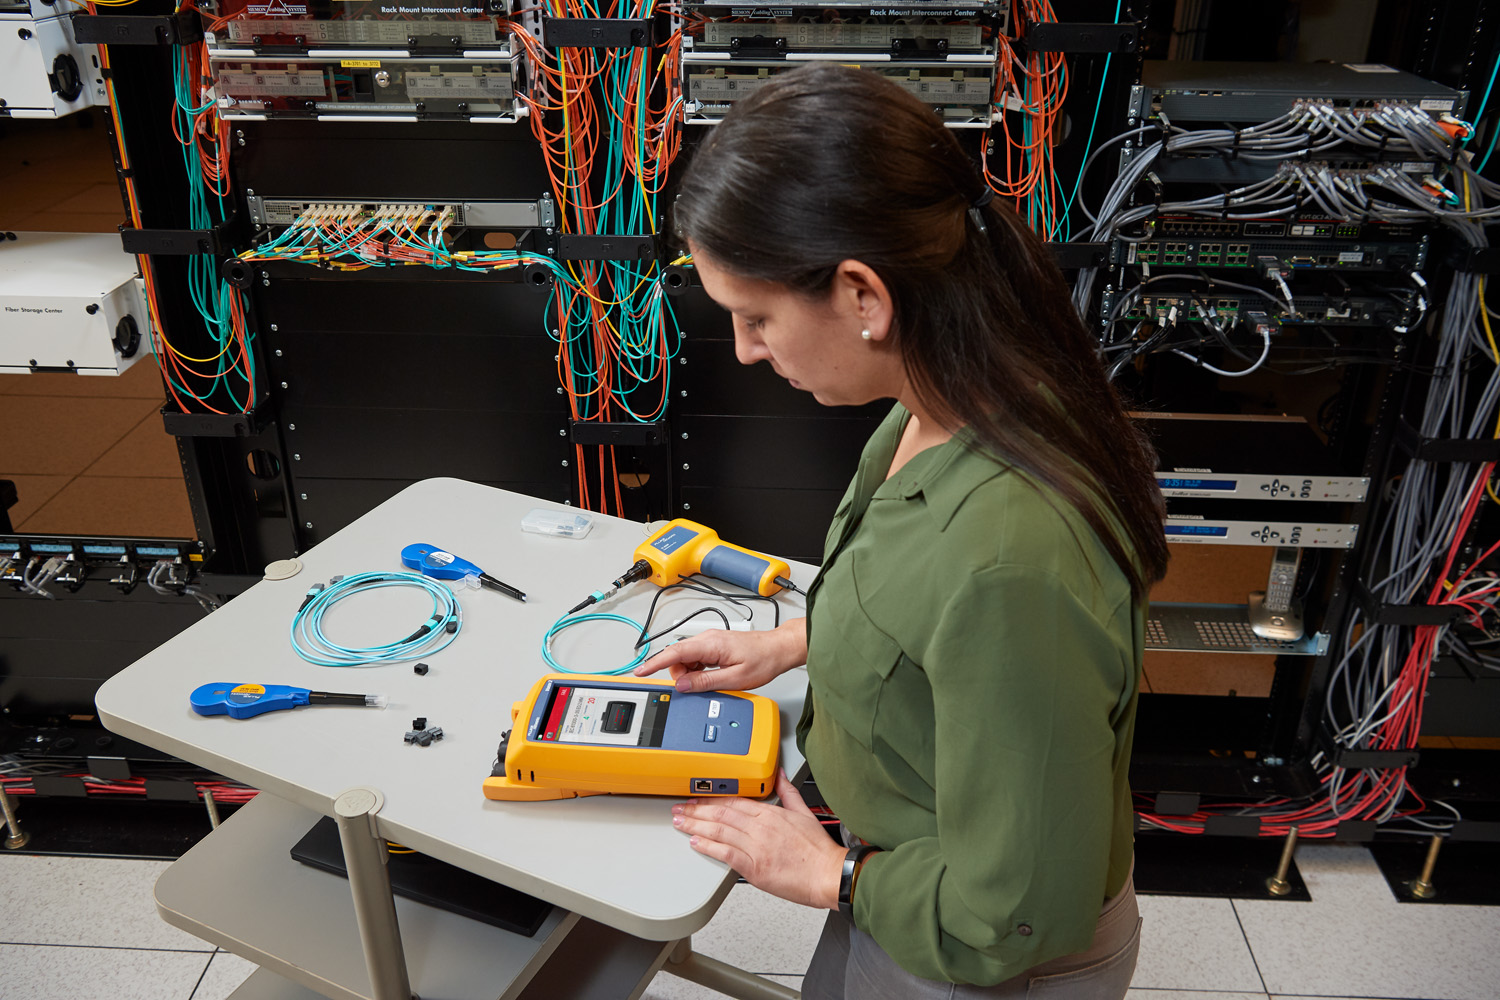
[837,844,880,916]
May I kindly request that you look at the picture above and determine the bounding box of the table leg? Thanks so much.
[333,787,415,1000]
[0,781,28,849]
[664,937,801,1000]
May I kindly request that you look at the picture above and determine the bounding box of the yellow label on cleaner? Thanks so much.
[341,59,381,68]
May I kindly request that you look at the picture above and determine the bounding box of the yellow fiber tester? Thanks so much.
[483,673,780,801]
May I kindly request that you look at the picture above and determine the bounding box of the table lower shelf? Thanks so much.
[156,792,584,1000]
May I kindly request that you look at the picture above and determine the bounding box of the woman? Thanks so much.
[634,63,1169,998]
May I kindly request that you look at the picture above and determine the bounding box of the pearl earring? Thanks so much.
[860,329,872,341]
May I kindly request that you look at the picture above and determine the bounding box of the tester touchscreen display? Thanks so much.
[538,685,671,748]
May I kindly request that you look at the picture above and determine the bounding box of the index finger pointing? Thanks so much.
[633,635,718,677]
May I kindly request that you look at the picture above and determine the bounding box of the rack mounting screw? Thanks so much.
[293,454,301,461]
[270,324,278,332]
[561,460,569,467]
[682,463,690,470]
[680,432,688,440]
[305,522,313,529]
[280,381,288,389]
[300,493,308,500]
[274,350,283,357]
[558,429,566,436]
[288,423,296,430]
[682,503,691,510]
[679,390,687,397]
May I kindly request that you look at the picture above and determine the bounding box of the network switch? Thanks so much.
[1129,61,1467,123]
[1100,290,1416,329]
[1120,234,1428,272]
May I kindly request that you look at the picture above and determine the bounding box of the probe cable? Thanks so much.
[291,571,463,667]
[542,574,791,674]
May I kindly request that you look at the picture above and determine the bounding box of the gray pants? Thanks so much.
[801,872,1141,1000]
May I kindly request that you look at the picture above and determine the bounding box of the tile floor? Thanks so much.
[0,842,1496,1000]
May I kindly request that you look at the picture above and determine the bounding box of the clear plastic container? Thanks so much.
[521,507,597,539]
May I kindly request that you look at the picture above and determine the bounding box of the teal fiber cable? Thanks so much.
[1049,0,1120,242]
[542,610,649,674]
[291,571,463,667]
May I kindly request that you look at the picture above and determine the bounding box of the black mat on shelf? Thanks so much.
[290,816,552,936]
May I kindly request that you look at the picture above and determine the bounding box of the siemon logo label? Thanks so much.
[247,0,308,15]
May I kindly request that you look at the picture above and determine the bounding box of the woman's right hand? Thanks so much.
[633,618,807,693]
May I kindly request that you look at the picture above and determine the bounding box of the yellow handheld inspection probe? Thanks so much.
[567,518,800,615]
[482,673,780,801]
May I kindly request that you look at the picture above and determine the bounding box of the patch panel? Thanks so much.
[207,0,510,52]
[683,56,995,127]
[210,53,521,120]
[693,20,992,55]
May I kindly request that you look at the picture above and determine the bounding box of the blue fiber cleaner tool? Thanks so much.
[400,543,527,602]
[191,683,388,720]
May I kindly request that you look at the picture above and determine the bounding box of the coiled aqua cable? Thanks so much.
[541,611,649,675]
[291,571,462,667]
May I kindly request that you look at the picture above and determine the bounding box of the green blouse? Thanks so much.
[797,402,1144,986]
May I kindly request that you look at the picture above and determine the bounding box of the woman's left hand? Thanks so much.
[673,769,847,910]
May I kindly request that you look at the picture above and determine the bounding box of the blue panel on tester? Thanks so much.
[650,526,699,555]
[663,692,753,755]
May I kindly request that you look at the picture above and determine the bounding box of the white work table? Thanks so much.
[95,478,811,1000]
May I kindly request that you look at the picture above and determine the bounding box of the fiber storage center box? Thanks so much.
[0,232,150,376]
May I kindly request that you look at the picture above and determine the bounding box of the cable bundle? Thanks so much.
[290,571,464,667]
[1121,125,1499,840]
[984,0,1072,236]
[91,8,256,417]
[1076,104,1480,377]
[511,0,686,515]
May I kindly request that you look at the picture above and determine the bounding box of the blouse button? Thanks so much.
[1017,924,1033,937]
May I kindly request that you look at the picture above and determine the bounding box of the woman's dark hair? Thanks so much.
[672,63,1168,600]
